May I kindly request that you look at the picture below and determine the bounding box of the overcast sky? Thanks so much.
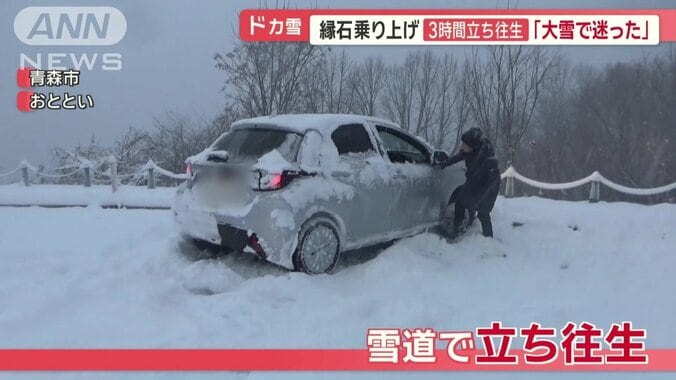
[0,0,673,170]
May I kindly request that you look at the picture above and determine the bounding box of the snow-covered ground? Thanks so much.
[0,196,674,380]
[0,184,175,208]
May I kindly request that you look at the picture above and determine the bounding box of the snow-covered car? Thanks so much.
[173,114,465,274]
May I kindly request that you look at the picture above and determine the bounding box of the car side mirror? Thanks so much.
[432,150,449,166]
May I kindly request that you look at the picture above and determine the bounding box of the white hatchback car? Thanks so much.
[173,114,464,274]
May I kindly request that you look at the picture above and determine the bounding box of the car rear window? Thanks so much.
[211,128,303,163]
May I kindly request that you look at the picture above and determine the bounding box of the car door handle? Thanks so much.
[331,170,351,178]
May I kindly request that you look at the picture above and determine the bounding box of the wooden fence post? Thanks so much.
[147,167,155,189]
[505,176,515,198]
[589,181,600,203]
[20,162,29,187]
[589,172,601,203]
[503,166,515,198]
[83,166,91,187]
[109,156,118,193]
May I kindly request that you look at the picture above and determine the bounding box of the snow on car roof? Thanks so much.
[231,113,400,134]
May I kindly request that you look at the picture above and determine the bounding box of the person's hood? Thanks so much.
[461,128,483,148]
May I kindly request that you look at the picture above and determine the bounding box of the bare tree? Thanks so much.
[435,53,470,151]
[322,49,353,113]
[412,50,440,138]
[380,51,468,149]
[575,57,675,194]
[215,41,326,116]
[143,112,210,173]
[464,45,559,165]
[381,53,419,132]
[301,48,353,113]
[522,53,675,203]
[347,56,386,116]
[50,136,110,184]
[113,128,151,172]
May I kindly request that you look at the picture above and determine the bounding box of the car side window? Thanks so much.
[376,126,430,165]
[331,124,376,157]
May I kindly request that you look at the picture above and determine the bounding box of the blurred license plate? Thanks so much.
[197,177,244,207]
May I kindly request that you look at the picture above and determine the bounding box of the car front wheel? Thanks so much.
[293,218,341,274]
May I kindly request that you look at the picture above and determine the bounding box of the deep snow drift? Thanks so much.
[0,196,674,380]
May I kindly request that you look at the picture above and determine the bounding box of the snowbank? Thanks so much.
[0,184,175,208]
[0,197,674,380]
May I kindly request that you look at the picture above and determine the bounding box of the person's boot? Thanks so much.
[449,218,463,240]
[478,213,493,238]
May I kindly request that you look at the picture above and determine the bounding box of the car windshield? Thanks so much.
[211,127,303,163]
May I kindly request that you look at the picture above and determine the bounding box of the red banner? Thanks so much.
[1,349,675,371]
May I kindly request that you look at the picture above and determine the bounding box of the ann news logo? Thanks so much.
[14,7,125,71]
[14,6,126,45]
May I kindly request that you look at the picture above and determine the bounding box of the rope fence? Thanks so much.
[501,167,676,202]
[1,158,674,203]
[0,157,188,191]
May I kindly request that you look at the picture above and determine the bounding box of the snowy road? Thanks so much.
[0,197,675,380]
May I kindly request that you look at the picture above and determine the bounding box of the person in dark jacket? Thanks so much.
[444,128,501,238]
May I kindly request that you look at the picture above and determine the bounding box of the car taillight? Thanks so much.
[256,171,288,191]
[254,170,311,191]
[269,173,283,188]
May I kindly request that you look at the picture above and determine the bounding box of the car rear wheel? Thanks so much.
[293,218,341,274]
